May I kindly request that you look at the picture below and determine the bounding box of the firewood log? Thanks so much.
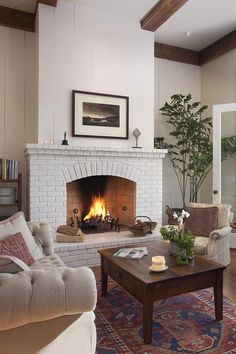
[57,225,83,236]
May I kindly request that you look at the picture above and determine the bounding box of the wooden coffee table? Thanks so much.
[98,240,226,344]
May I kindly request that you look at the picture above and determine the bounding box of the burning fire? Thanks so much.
[84,195,109,220]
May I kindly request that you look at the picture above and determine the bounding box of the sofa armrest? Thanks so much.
[27,222,54,256]
[209,225,232,240]
[0,266,97,330]
[0,255,30,272]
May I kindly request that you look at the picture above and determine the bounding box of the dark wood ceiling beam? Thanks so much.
[141,0,189,32]
[155,42,199,65]
[199,30,236,65]
[155,30,236,66]
[0,5,35,32]
[38,0,58,6]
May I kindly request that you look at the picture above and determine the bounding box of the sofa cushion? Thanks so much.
[189,203,231,229]
[0,212,44,261]
[30,254,65,269]
[185,207,218,237]
[0,232,34,266]
[27,222,53,256]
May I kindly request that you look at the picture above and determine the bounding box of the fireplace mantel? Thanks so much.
[25,144,167,158]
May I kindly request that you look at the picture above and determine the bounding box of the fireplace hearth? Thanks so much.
[25,145,166,267]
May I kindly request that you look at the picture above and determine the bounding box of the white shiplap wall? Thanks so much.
[37,1,155,149]
[0,26,37,213]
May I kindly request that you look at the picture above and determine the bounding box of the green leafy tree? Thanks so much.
[155,94,212,207]
[155,94,236,207]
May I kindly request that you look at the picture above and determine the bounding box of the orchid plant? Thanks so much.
[173,209,190,229]
[160,210,194,265]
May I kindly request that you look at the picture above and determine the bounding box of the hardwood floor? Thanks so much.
[224,249,236,301]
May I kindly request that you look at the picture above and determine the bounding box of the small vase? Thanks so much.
[169,241,187,258]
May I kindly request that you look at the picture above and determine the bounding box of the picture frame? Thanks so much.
[72,90,129,139]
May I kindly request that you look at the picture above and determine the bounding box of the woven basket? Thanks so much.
[128,216,157,236]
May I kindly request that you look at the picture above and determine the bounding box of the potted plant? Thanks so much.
[154,94,212,208]
[155,93,236,208]
[160,210,195,265]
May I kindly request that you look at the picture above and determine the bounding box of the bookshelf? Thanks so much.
[0,174,22,221]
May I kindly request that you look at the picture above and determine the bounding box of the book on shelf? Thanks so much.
[113,247,148,259]
[0,159,19,180]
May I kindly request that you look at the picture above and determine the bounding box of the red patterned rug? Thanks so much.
[94,275,236,354]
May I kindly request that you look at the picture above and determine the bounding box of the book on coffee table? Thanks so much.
[113,247,148,259]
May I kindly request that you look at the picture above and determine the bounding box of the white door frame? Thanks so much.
[213,103,236,204]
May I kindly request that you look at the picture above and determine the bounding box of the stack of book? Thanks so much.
[0,159,19,180]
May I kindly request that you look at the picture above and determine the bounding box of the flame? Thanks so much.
[84,195,109,220]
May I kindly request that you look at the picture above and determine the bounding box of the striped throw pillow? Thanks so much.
[0,232,34,266]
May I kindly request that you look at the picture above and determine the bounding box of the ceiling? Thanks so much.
[0,0,235,51]
[154,0,236,51]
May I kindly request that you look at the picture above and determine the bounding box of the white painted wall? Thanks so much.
[38,1,155,149]
[202,49,236,107]
[154,58,201,221]
[0,26,37,214]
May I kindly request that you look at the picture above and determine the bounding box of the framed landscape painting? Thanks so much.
[72,90,129,139]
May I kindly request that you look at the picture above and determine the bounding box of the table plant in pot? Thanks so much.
[160,210,195,265]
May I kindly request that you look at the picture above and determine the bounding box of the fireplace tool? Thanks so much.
[70,208,80,228]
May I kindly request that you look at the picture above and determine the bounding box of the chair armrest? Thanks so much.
[27,222,54,256]
[0,266,97,330]
[209,225,232,240]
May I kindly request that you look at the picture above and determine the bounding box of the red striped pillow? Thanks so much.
[0,232,34,266]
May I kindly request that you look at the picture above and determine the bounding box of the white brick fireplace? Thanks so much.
[25,144,166,266]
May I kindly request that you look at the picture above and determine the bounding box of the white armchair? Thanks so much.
[187,203,233,266]
[0,213,97,354]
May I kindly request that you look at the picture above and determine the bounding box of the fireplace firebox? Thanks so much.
[67,175,136,233]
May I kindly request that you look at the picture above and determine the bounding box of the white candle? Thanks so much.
[151,256,166,271]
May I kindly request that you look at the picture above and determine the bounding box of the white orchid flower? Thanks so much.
[185,211,190,218]
[182,210,190,219]
[173,212,178,219]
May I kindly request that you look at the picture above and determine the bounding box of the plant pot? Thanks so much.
[165,206,182,225]
[169,241,187,258]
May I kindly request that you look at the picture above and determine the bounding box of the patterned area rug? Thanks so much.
[95,277,236,354]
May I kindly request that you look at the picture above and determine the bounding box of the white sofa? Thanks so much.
[0,213,97,354]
